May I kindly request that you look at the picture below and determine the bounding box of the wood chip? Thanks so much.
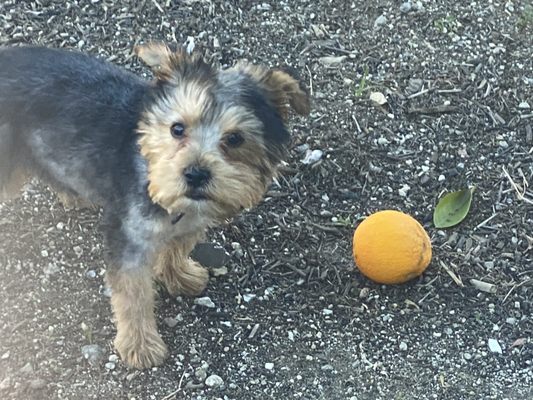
[470,279,497,294]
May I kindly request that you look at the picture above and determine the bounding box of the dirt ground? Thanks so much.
[1,1,532,399]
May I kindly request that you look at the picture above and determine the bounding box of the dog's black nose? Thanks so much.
[184,166,211,188]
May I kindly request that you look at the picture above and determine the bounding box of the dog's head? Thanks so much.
[136,42,310,221]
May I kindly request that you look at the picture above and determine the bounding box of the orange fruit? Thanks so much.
[353,210,432,284]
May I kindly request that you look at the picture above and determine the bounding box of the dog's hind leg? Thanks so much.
[0,123,28,201]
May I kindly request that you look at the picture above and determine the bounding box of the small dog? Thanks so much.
[0,42,309,368]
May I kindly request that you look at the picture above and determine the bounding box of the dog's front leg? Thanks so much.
[103,212,167,369]
[106,266,167,369]
[153,233,209,297]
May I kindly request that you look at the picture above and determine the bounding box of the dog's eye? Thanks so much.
[170,123,186,138]
[225,132,244,148]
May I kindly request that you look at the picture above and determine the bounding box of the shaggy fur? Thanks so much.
[0,42,309,368]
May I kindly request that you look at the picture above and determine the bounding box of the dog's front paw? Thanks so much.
[177,260,209,296]
[115,329,168,369]
[157,259,209,297]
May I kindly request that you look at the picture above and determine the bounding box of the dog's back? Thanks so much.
[0,46,148,202]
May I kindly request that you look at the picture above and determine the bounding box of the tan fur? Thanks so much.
[233,63,311,119]
[138,93,275,219]
[135,42,207,83]
[106,268,167,369]
[153,234,209,296]
[0,168,28,201]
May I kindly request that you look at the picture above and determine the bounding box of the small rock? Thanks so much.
[85,270,97,278]
[265,362,274,370]
[195,368,207,381]
[400,2,412,13]
[518,101,530,109]
[205,374,224,388]
[108,354,119,363]
[81,344,104,365]
[463,352,473,361]
[343,78,354,85]
[126,372,139,382]
[321,364,334,371]
[194,296,216,308]
[398,184,410,197]
[294,143,310,153]
[377,137,390,145]
[243,293,256,303]
[369,91,387,106]
[301,149,323,164]
[506,317,517,325]
[212,266,228,277]
[105,362,116,370]
[498,140,509,148]
[488,338,503,354]
[399,341,408,351]
[164,317,179,328]
[374,15,387,28]
[73,246,83,257]
[44,263,60,275]
[484,261,495,269]
[319,55,347,67]
[1,351,9,360]
[414,0,424,11]
[190,242,229,268]
[438,174,446,182]
[406,78,423,95]
[322,309,334,316]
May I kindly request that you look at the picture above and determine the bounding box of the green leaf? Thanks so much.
[433,187,475,228]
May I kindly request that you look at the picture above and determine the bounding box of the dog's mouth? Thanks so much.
[186,189,209,201]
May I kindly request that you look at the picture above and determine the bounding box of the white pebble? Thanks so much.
[488,338,503,354]
[374,15,387,28]
[205,374,224,388]
[301,149,323,164]
[398,184,410,197]
[194,297,215,308]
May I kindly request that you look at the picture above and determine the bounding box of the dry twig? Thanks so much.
[502,166,533,205]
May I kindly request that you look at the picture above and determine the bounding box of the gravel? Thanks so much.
[0,0,532,399]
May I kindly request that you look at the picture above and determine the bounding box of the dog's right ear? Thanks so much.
[135,42,173,79]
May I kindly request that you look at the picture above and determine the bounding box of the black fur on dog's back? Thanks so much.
[0,46,151,204]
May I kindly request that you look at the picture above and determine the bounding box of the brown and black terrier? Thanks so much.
[0,42,309,368]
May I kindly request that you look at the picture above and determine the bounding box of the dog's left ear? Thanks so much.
[237,64,311,120]
[134,42,172,78]
[265,69,311,118]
